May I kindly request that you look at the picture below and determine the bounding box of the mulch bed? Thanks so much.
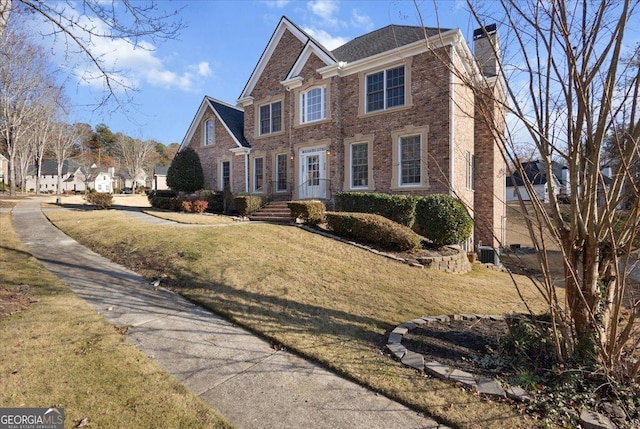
[402,318,509,379]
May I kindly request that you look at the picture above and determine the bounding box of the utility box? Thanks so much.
[478,246,500,266]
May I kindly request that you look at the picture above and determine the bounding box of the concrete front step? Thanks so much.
[249,201,292,223]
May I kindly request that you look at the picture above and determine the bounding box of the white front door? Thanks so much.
[299,147,326,199]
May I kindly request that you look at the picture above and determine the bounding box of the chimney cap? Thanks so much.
[473,23,497,40]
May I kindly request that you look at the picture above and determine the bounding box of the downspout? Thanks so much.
[449,62,455,195]
[244,152,249,193]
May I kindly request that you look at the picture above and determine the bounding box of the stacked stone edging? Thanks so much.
[296,224,471,273]
[387,315,621,429]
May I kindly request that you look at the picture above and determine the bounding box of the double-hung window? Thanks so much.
[221,161,230,190]
[259,101,282,135]
[300,87,326,124]
[366,66,405,113]
[350,143,368,188]
[465,151,475,190]
[399,135,421,186]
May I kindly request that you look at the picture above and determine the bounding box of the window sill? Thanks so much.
[294,118,332,129]
[358,103,413,119]
[254,130,285,139]
[390,183,430,192]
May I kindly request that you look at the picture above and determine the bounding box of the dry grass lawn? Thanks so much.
[0,212,231,429]
[44,207,562,428]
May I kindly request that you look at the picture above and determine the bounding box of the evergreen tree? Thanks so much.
[167,147,204,193]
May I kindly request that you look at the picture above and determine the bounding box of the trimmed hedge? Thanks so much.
[84,192,113,209]
[325,212,421,252]
[334,192,417,227]
[288,200,325,225]
[197,190,224,213]
[415,194,472,247]
[234,195,264,216]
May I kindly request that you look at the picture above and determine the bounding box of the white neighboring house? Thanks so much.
[0,153,8,188]
[90,165,115,193]
[505,160,566,203]
[25,159,87,193]
[152,166,169,191]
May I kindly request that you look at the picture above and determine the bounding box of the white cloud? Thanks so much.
[351,9,373,31]
[264,0,291,7]
[196,62,212,77]
[302,27,348,50]
[307,0,339,27]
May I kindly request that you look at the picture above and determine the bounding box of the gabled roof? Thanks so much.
[506,160,563,187]
[331,24,447,63]
[179,96,248,151]
[239,16,336,101]
[154,166,169,176]
[28,159,82,176]
[206,97,249,148]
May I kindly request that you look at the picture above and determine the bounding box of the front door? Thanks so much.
[299,147,326,199]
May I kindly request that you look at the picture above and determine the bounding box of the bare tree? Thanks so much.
[26,86,63,195]
[417,0,640,382]
[1,0,183,107]
[51,122,82,194]
[115,133,154,193]
[0,27,54,196]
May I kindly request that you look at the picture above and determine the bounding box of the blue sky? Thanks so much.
[30,0,478,145]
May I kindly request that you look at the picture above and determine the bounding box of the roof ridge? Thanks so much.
[205,96,242,112]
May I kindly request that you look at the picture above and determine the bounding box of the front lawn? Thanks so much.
[44,208,556,428]
[0,213,231,428]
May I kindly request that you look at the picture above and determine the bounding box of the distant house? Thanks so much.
[0,153,8,188]
[152,166,169,191]
[506,160,567,203]
[25,159,86,193]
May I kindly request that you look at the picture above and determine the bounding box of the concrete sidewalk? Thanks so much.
[10,199,443,429]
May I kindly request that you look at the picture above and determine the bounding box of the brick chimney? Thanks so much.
[473,24,499,78]
[473,24,506,250]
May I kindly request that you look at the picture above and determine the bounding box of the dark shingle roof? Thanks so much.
[206,97,250,148]
[28,159,81,176]
[331,25,447,63]
[506,160,563,187]
[154,166,169,176]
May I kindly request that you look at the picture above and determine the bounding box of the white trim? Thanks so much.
[320,29,463,79]
[300,86,327,124]
[449,68,455,194]
[285,41,336,82]
[180,96,246,151]
[239,17,310,101]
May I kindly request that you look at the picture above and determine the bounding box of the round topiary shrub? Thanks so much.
[415,194,472,247]
[167,147,204,193]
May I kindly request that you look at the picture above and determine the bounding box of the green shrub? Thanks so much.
[325,212,421,251]
[234,195,264,216]
[150,196,175,210]
[288,200,326,225]
[415,194,472,247]
[84,192,113,209]
[167,147,204,193]
[335,192,417,227]
[148,189,178,200]
[197,190,224,213]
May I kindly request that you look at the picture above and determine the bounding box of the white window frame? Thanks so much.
[220,160,231,191]
[253,157,264,192]
[398,135,422,186]
[300,86,327,124]
[350,142,369,189]
[275,153,288,192]
[465,151,475,190]
[258,101,282,135]
[204,119,214,146]
[365,65,405,113]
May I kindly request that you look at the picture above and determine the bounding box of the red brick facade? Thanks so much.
[181,18,506,248]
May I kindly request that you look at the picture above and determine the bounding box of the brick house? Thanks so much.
[180,16,506,248]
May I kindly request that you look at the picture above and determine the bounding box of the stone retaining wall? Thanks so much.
[414,248,470,273]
